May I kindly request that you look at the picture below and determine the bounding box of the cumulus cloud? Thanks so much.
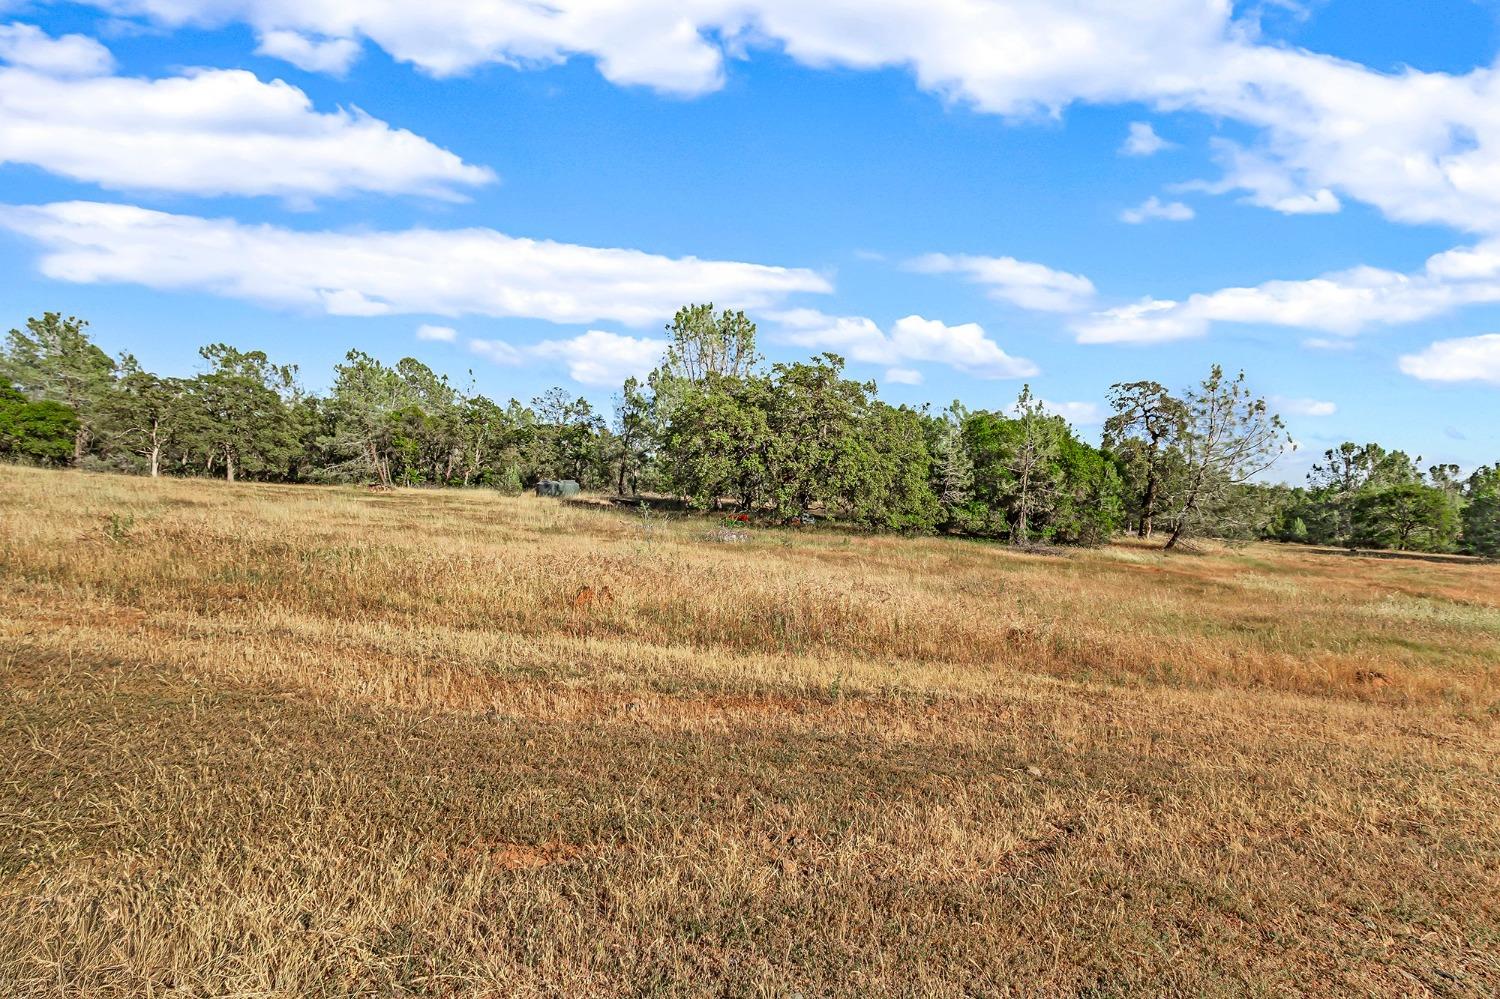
[907,253,1095,313]
[0,63,493,199]
[0,201,833,327]
[255,30,361,75]
[771,309,1038,379]
[415,324,457,342]
[1119,196,1194,224]
[1398,334,1500,385]
[1121,121,1170,157]
[470,330,667,387]
[1075,239,1500,343]
[72,0,1500,235]
[0,22,114,76]
[884,367,922,385]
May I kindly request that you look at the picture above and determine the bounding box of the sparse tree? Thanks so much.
[1164,366,1290,550]
[931,401,976,531]
[1005,385,1063,545]
[1104,380,1187,538]
[613,376,654,495]
[660,304,761,383]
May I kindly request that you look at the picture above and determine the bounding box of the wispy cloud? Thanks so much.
[907,253,1095,313]
[1120,196,1194,224]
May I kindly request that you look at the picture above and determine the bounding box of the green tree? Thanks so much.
[1307,443,1423,545]
[101,360,191,477]
[660,304,761,383]
[0,382,78,464]
[1004,385,1063,545]
[1,313,116,463]
[1164,367,1289,550]
[613,376,654,495]
[661,372,773,511]
[190,344,296,482]
[929,401,978,532]
[531,388,604,486]
[761,354,875,521]
[1351,483,1460,552]
[325,351,416,487]
[1104,380,1187,538]
[456,393,528,487]
[1050,434,1125,545]
[846,403,939,532]
[1461,465,1500,557]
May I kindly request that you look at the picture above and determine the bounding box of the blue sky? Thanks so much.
[2,1,1499,480]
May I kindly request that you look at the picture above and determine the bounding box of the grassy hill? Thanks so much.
[2,466,1496,995]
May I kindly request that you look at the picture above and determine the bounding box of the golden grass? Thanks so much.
[2,465,1498,996]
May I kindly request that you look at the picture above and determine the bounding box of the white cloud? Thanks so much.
[1398,334,1500,385]
[884,367,922,385]
[1074,298,1207,345]
[415,324,457,342]
[255,30,361,75]
[0,201,832,327]
[0,22,114,76]
[1119,196,1194,224]
[1075,238,1500,344]
[73,0,1500,234]
[1041,400,1103,425]
[1271,396,1337,417]
[1121,121,1170,157]
[771,309,1038,379]
[470,330,667,387]
[0,54,492,198]
[907,253,1095,313]
[1179,142,1341,217]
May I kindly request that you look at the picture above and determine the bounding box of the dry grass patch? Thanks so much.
[2,466,1498,996]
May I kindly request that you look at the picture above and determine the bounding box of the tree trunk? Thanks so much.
[73,426,87,466]
[225,452,236,483]
[1139,470,1158,538]
[149,446,160,478]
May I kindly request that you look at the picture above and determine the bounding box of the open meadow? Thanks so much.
[2,464,1498,996]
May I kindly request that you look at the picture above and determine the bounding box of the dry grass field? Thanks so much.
[2,464,1498,996]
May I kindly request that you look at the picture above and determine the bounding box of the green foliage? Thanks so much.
[963,395,1121,544]
[661,372,774,511]
[660,304,761,382]
[1161,366,1289,550]
[845,403,940,532]
[8,308,1498,555]
[2,312,115,463]
[100,362,193,476]
[0,381,79,464]
[1351,483,1460,552]
[190,344,299,482]
[1103,380,1187,538]
[1461,465,1500,557]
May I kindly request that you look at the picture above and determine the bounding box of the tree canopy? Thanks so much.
[2,307,1494,556]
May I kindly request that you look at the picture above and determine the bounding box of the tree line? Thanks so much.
[3,308,1496,556]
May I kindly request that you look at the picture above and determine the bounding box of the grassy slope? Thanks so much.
[1,465,1497,996]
